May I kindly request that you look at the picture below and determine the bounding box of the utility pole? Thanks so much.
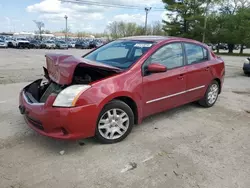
[64,15,68,42]
[144,7,151,35]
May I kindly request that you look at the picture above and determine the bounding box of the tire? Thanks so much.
[199,80,219,108]
[95,100,134,144]
[244,71,250,76]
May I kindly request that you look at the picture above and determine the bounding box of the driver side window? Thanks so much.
[146,43,184,69]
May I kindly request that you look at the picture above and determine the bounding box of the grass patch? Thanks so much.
[215,52,250,57]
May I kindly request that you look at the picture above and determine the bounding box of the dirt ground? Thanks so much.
[0,48,250,188]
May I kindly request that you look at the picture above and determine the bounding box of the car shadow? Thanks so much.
[140,102,200,126]
[10,102,202,153]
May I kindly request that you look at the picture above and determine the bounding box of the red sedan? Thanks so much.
[19,36,225,144]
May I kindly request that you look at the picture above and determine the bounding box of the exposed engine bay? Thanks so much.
[72,65,116,84]
[24,66,117,103]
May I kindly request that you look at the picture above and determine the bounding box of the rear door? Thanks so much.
[142,42,187,117]
[183,42,214,102]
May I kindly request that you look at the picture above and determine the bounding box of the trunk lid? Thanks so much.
[45,54,121,85]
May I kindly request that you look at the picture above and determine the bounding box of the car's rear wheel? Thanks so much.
[95,100,134,144]
[199,80,219,108]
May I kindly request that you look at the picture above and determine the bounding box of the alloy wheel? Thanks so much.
[207,84,219,105]
[98,108,129,140]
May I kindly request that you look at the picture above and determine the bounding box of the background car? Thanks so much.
[12,38,30,48]
[4,36,14,48]
[88,40,98,48]
[67,41,75,48]
[40,40,56,49]
[55,40,68,49]
[75,41,89,49]
[234,44,240,50]
[0,38,7,48]
[243,58,250,76]
[207,43,216,51]
[215,43,228,50]
[29,40,41,49]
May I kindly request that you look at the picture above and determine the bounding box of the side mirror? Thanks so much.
[147,63,167,73]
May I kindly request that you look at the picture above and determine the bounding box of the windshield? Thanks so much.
[84,40,154,69]
[46,41,54,43]
[59,41,66,44]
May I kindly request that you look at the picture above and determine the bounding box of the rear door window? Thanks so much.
[184,43,209,65]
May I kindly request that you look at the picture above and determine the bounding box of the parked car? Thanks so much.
[29,40,41,49]
[67,42,75,48]
[5,37,14,48]
[243,58,250,76]
[0,38,7,48]
[215,43,228,50]
[40,40,56,49]
[207,43,216,51]
[234,44,240,50]
[56,40,68,49]
[88,40,99,48]
[75,41,89,49]
[12,38,30,48]
[18,36,225,144]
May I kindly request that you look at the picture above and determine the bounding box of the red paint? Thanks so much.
[147,63,167,73]
[45,54,121,85]
[20,36,225,140]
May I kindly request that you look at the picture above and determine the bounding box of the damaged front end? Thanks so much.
[18,53,120,140]
[22,54,121,105]
[23,78,63,104]
[21,66,64,105]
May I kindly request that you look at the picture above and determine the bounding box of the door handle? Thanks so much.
[205,67,210,71]
[177,74,184,80]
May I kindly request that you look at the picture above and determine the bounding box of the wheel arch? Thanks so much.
[99,93,140,125]
[112,96,139,125]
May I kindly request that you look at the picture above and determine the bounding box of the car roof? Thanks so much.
[119,35,174,42]
[119,35,205,46]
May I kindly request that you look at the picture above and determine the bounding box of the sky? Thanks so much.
[0,0,167,33]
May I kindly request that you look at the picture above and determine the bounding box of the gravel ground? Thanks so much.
[0,48,250,188]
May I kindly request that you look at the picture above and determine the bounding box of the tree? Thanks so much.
[233,8,250,53]
[202,0,222,43]
[206,14,225,53]
[44,30,51,34]
[33,20,45,40]
[149,21,164,35]
[107,21,144,39]
[162,0,205,41]
[135,26,145,35]
[107,21,120,39]
[107,21,164,39]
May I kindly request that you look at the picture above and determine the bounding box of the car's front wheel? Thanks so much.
[199,80,219,107]
[95,100,134,144]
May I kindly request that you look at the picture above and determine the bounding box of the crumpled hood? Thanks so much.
[45,53,122,85]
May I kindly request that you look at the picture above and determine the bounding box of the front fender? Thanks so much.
[97,91,141,111]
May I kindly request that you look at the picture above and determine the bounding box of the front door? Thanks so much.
[142,42,187,118]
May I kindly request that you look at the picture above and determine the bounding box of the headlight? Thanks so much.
[53,85,91,107]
